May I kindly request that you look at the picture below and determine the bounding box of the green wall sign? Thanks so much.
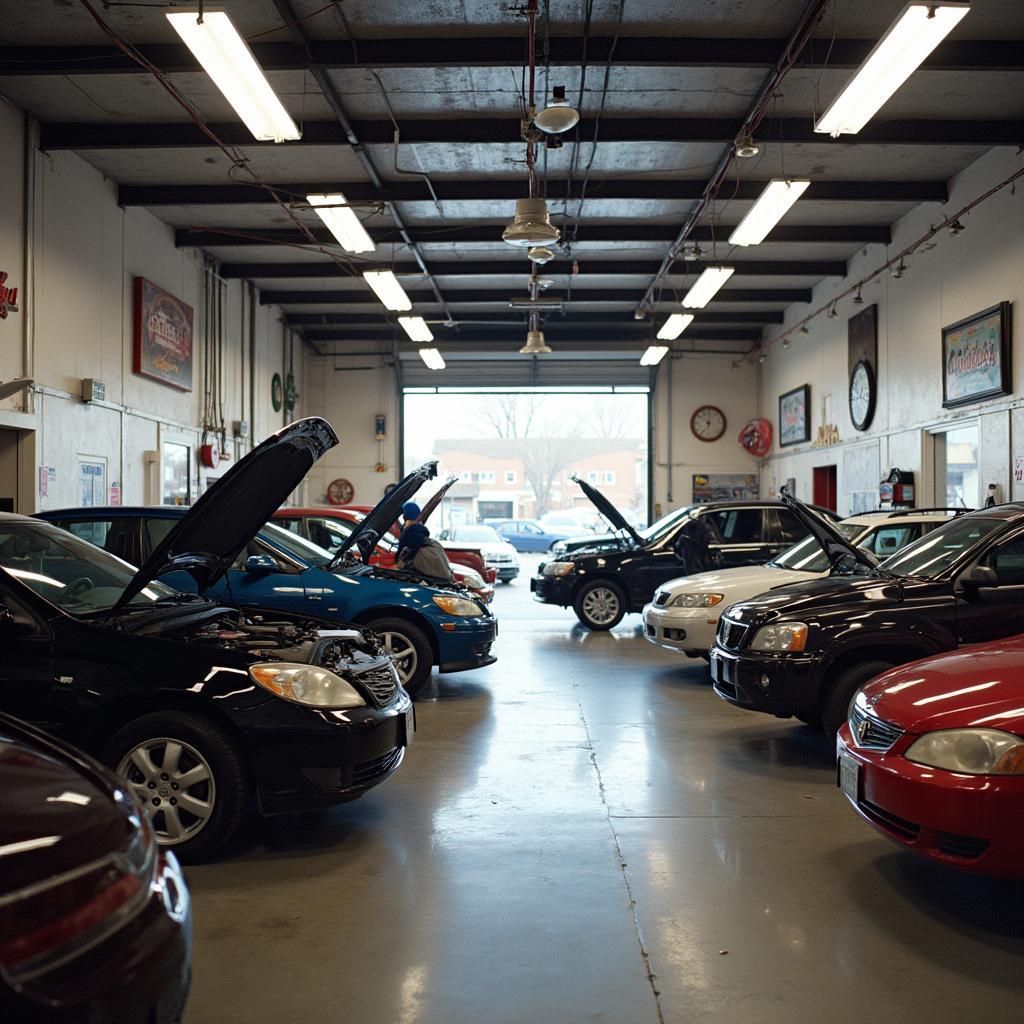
[271,372,283,412]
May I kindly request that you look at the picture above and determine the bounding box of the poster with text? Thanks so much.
[942,302,1011,409]
[133,277,194,391]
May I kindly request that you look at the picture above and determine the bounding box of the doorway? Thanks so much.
[813,465,837,511]
[0,429,20,513]
[933,422,979,508]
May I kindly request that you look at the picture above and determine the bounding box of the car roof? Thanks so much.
[840,510,968,526]
[0,512,41,523]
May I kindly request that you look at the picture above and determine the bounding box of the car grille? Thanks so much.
[848,704,904,752]
[302,747,404,793]
[352,665,400,707]
[936,831,989,860]
[717,617,749,651]
[488,554,514,564]
[859,798,921,841]
[654,591,670,607]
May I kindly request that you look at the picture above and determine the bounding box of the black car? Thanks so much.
[0,713,191,1024]
[531,477,839,629]
[710,494,1024,734]
[0,418,412,860]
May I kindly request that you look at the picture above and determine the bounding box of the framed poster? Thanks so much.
[778,384,811,447]
[942,302,1012,409]
[133,277,194,391]
[692,474,758,502]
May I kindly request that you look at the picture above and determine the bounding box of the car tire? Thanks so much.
[822,660,893,736]
[368,617,434,699]
[573,579,627,631]
[101,710,248,863]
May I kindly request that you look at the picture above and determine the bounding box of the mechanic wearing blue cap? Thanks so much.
[397,500,452,581]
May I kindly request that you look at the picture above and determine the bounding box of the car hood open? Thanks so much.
[780,488,879,575]
[417,475,459,526]
[328,461,438,567]
[570,476,644,547]
[110,417,339,612]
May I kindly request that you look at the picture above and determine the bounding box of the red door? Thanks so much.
[813,465,837,511]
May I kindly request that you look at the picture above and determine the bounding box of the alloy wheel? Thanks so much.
[118,737,216,846]
[582,586,621,626]
[381,631,419,685]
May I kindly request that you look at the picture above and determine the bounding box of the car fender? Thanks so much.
[817,626,951,696]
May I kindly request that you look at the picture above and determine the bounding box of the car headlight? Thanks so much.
[543,561,576,577]
[905,729,1024,775]
[249,662,366,709]
[668,592,724,608]
[433,595,484,616]
[458,567,485,588]
[749,622,808,652]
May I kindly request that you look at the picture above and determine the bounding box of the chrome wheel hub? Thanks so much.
[381,631,418,685]
[582,587,620,626]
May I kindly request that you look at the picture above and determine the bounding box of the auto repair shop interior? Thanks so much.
[0,2,1023,1023]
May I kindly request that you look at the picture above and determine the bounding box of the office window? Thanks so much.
[505,470,517,484]
[476,471,496,484]
[603,471,616,484]
[587,471,598,483]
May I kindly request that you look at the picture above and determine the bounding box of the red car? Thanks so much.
[837,639,1024,878]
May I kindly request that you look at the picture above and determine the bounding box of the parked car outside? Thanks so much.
[643,509,964,658]
[40,462,497,699]
[489,518,571,553]
[711,495,1024,734]
[8,419,415,860]
[539,511,598,535]
[0,713,191,1023]
[837,641,1024,878]
[532,476,840,630]
[439,525,520,582]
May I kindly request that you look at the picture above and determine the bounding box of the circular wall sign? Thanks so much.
[326,478,355,505]
[849,359,876,432]
[271,372,283,412]
[690,405,727,442]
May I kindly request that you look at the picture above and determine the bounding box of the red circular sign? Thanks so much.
[327,478,355,505]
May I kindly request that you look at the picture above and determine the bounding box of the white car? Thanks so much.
[441,525,520,582]
[642,509,962,658]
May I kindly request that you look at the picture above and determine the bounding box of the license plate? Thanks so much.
[404,706,415,746]
[839,753,860,802]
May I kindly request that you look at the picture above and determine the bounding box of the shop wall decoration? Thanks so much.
[778,384,811,447]
[942,302,1011,409]
[692,473,759,502]
[133,277,194,391]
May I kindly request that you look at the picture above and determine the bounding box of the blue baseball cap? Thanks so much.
[401,501,422,520]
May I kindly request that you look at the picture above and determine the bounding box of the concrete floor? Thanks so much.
[185,555,1024,1023]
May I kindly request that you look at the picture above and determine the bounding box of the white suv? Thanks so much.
[642,509,964,658]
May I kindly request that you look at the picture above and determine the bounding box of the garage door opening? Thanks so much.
[403,388,650,531]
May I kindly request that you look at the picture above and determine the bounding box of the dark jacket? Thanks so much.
[397,522,453,582]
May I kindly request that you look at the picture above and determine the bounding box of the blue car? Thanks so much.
[38,461,497,699]
[490,518,571,553]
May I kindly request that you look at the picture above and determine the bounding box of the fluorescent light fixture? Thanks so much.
[640,345,669,366]
[419,348,446,370]
[814,3,970,136]
[656,313,694,341]
[729,180,810,246]
[399,316,434,342]
[362,270,412,311]
[307,193,374,253]
[682,266,734,309]
[166,11,300,142]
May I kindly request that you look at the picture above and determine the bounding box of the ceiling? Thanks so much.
[1,0,1022,378]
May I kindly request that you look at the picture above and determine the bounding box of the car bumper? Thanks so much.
[437,616,498,673]
[709,644,824,716]
[642,603,719,653]
[239,691,415,814]
[836,728,1024,878]
[492,565,519,581]
[530,573,573,606]
[8,851,192,1024]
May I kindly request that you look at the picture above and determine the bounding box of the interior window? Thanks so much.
[708,508,762,543]
[767,509,804,544]
[860,525,922,556]
[987,534,1024,585]
[144,517,177,555]
[306,517,352,553]
[275,518,303,535]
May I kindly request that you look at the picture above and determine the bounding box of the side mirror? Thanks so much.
[961,564,999,589]
[244,554,278,574]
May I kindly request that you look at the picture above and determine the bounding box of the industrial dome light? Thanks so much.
[734,134,760,158]
[533,86,580,135]
[527,245,556,264]
[520,330,552,355]
[502,198,561,247]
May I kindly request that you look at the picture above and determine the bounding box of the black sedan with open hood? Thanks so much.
[0,419,412,861]
[532,479,840,630]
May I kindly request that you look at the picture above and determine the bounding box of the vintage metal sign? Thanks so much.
[0,271,19,318]
[133,277,194,391]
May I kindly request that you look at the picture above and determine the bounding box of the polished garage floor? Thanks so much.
[186,557,1024,1023]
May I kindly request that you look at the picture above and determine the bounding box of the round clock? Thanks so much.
[326,478,355,505]
[849,359,876,431]
[690,404,727,442]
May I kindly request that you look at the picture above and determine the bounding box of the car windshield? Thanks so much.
[770,522,865,572]
[0,520,175,613]
[452,526,502,543]
[639,505,696,543]
[880,515,1003,578]
[260,521,335,568]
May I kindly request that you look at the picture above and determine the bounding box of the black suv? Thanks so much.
[710,494,1024,734]
[531,477,838,629]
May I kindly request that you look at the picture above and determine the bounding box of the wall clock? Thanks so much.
[690,404,726,442]
[849,359,876,432]
[326,478,355,505]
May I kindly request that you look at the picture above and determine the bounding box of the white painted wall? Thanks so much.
[0,96,303,513]
[758,147,1024,513]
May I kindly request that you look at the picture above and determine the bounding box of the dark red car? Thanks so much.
[0,714,191,1022]
[837,638,1024,878]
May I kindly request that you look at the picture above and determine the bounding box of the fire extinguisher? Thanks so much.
[739,418,773,458]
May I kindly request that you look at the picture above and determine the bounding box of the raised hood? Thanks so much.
[111,417,338,611]
[329,461,438,567]
[780,488,879,575]
[418,474,459,526]
[570,476,644,546]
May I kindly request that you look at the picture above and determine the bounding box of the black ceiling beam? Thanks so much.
[42,117,1022,150]
[119,179,947,206]
[298,327,763,343]
[286,311,784,326]
[4,38,1020,75]
[177,224,888,247]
